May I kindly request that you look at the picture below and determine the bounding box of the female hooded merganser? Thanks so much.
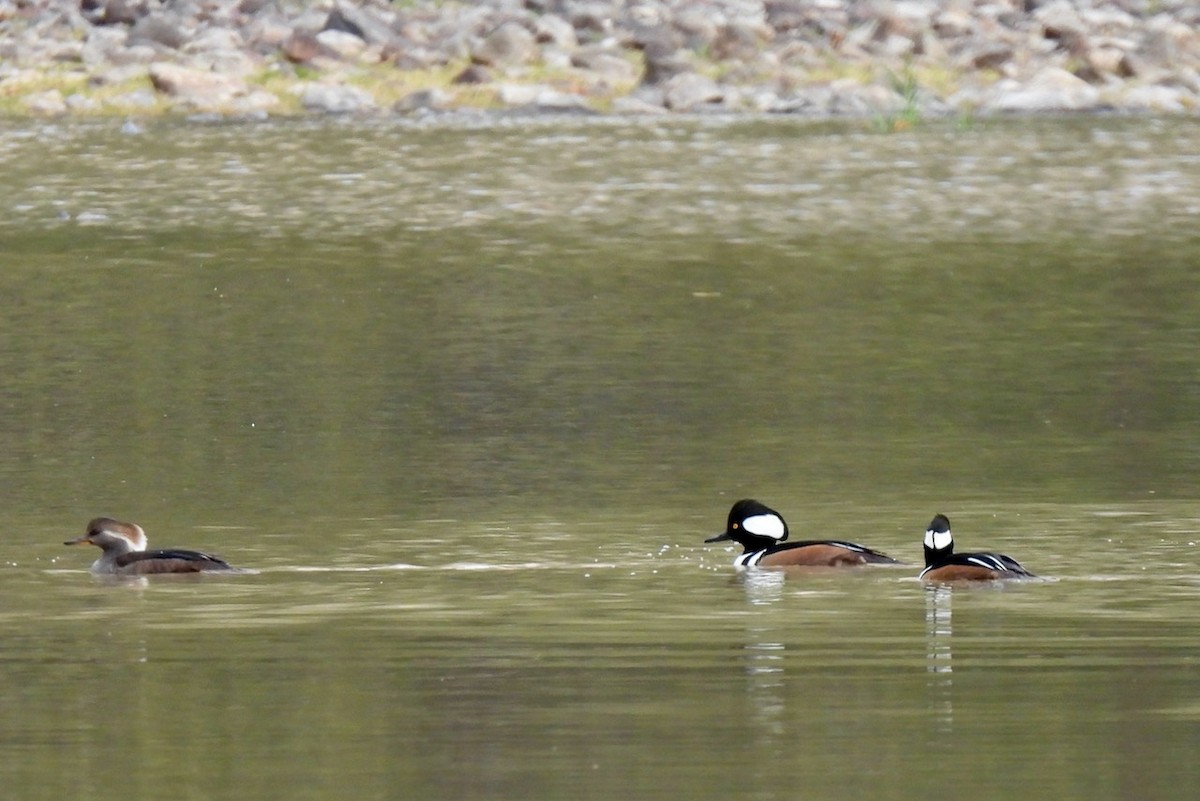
[706,499,899,568]
[919,513,1036,582]
[64,517,240,575]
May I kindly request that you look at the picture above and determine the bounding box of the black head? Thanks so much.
[923,513,953,567]
[705,499,789,552]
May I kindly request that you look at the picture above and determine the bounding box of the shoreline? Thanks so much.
[1,0,1197,120]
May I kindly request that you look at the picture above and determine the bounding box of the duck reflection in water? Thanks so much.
[925,583,955,732]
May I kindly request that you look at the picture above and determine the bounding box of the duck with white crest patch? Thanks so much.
[919,513,1036,582]
[706,499,899,568]
[64,517,246,576]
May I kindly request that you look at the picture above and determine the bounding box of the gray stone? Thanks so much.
[297,82,377,113]
[129,14,189,50]
[149,62,248,110]
[528,91,593,114]
[316,29,368,60]
[451,64,491,84]
[661,72,722,111]
[933,9,974,39]
[639,39,691,86]
[966,41,1015,72]
[81,25,128,66]
[710,23,770,63]
[1119,84,1189,113]
[110,44,159,66]
[394,87,453,113]
[673,9,719,51]
[65,93,101,112]
[987,67,1101,112]
[91,0,139,26]
[496,83,592,112]
[570,47,637,83]
[534,14,577,50]
[472,21,537,67]
[324,1,397,47]
[228,90,280,115]
[281,31,323,63]
[828,80,904,116]
[1035,0,1089,57]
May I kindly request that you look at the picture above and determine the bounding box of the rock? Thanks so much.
[570,46,637,83]
[228,90,280,116]
[324,1,397,47]
[933,9,974,39]
[128,14,189,50]
[966,41,1015,72]
[92,0,142,27]
[987,67,1102,113]
[1084,44,1136,80]
[297,82,377,113]
[527,91,593,114]
[89,64,149,87]
[316,29,368,60]
[764,0,809,35]
[451,64,491,84]
[710,23,770,63]
[495,83,591,113]
[81,25,128,66]
[110,44,159,66]
[674,9,719,52]
[384,40,442,70]
[394,87,452,113]
[1138,20,1189,68]
[638,36,691,87]
[568,5,614,42]
[24,90,67,115]
[472,21,537,67]
[828,80,903,116]
[1118,85,1188,113]
[148,62,247,110]
[183,27,245,57]
[1035,0,1089,58]
[533,14,576,49]
[495,83,540,106]
[65,93,101,112]
[3,0,1200,118]
[281,31,323,63]
[661,72,722,111]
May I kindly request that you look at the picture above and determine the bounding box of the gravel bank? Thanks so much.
[1,0,1197,118]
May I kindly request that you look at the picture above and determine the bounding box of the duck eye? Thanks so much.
[732,523,739,530]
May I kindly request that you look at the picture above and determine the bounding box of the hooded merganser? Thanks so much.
[706,499,900,568]
[919,513,1036,582]
[64,517,240,575]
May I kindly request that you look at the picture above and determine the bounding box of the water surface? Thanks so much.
[2,115,1199,800]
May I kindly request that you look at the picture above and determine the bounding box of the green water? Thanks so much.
[1,115,1199,800]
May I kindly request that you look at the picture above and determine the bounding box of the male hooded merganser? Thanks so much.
[919,513,1035,582]
[706,499,899,568]
[64,517,240,575]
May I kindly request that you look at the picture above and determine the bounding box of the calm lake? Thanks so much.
[2,113,1199,800]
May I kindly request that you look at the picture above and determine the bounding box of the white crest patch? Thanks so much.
[743,513,785,540]
[924,529,953,551]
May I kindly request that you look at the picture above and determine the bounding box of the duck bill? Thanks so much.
[63,536,91,546]
[705,531,733,543]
